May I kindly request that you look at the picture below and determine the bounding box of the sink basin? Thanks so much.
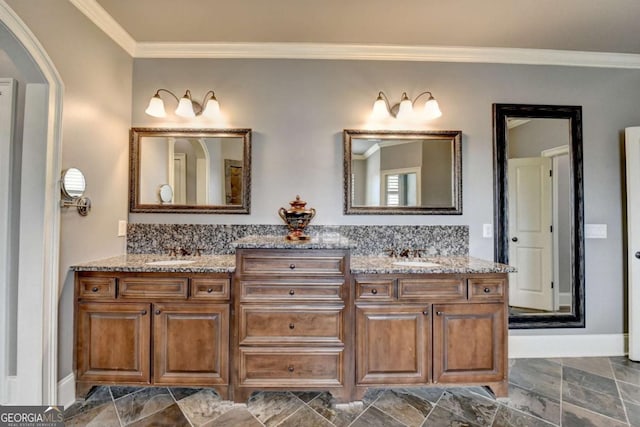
[393,260,440,268]
[145,260,197,266]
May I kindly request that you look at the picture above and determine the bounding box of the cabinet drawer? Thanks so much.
[239,305,343,345]
[468,278,505,301]
[190,278,230,300]
[239,280,343,302]
[78,276,116,299]
[239,253,346,276]
[355,279,395,302]
[119,277,188,300]
[239,347,343,386]
[398,278,466,301]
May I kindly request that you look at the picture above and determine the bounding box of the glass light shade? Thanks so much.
[145,95,166,117]
[202,98,221,118]
[396,98,414,120]
[423,97,442,119]
[175,96,196,118]
[371,97,391,120]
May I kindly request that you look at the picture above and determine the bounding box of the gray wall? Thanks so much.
[7,0,133,380]
[132,58,640,340]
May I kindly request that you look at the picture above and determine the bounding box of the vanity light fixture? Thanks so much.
[372,91,442,121]
[145,89,221,119]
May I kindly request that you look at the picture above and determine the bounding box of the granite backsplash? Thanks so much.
[127,224,469,257]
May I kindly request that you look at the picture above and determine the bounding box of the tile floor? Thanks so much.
[64,356,640,426]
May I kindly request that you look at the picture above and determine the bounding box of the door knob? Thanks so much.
[635,251,640,259]
[511,237,519,242]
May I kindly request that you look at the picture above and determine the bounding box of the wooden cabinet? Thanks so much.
[354,274,508,399]
[233,249,351,403]
[74,272,231,398]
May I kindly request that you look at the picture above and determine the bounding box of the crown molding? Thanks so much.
[68,0,640,68]
[69,0,136,56]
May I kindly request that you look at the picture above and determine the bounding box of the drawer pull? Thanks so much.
[423,310,429,316]
[289,323,295,329]
[288,365,295,372]
[207,288,213,293]
[155,309,161,315]
[141,310,147,315]
[436,311,443,316]
[371,288,378,295]
[91,287,99,292]
[483,287,491,293]
[289,289,295,296]
[289,264,296,270]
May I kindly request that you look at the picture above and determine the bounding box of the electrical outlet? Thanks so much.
[482,224,493,238]
[118,220,127,237]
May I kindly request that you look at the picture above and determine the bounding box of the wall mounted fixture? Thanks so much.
[145,89,221,119]
[60,167,91,216]
[372,91,442,121]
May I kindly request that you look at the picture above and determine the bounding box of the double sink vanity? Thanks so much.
[72,234,513,403]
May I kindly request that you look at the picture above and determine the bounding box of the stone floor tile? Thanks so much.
[437,388,499,426]
[360,388,388,407]
[126,403,191,427]
[114,387,174,425]
[624,399,640,426]
[349,405,406,427]
[562,357,614,378]
[562,365,619,397]
[504,383,560,425]
[609,356,640,372]
[509,359,562,402]
[202,406,263,427]
[65,401,121,427]
[178,388,234,426]
[278,405,334,427]
[562,380,627,422]
[247,391,303,427]
[618,381,640,405]
[169,387,206,401]
[373,389,432,427]
[64,386,113,420]
[561,401,629,427]
[612,362,640,386]
[422,405,482,427]
[491,405,556,427]
[110,386,144,400]
[402,387,446,404]
[307,393,363,427]
[292,391,322,402]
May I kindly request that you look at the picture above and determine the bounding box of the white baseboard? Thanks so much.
[57,373,76,409]
[558,292,572,307]
[509,333,628,358]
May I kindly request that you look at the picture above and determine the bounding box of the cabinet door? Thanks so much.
[356,305,430,385]
[76,302,150,383]
[433,303,506,384]
[153,303,229,385]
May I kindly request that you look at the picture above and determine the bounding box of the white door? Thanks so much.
[508,157,554,311]
[173,153,187,204]
[626,127,640,361]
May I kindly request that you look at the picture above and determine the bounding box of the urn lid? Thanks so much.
[288,195,308,211]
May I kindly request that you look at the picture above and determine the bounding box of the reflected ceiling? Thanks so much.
[95,0,640,53]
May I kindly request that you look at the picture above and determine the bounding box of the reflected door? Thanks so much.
[508,157,553,311]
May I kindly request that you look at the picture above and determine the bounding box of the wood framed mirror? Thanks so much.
[343,129,462,215]
[130,128,251,213]
[493,104,584,328]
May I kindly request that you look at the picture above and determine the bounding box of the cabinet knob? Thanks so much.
[141,310,147,315]
[512,237,519,242]
[207,288,213,293]
[436,311,443,316]
[636,251,640,259]
[289,323,295,329]
[288,365,295,372]
[371,288,378,295]
[91,287,99,292]
[484,287,491,293]
[155,309,161,315]
[289,264,296,270]
[289,289,295,296]
[422,310,429,316]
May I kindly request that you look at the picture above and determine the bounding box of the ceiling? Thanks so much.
[95,0,640,54]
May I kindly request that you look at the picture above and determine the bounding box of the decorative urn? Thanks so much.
[278,195,316,241]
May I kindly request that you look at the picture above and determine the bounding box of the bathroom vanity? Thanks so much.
[72,236,512,403]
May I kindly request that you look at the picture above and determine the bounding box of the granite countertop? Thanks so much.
[231,235,357,250]
[71,253,513,275]
[71,254,235,273]
[350,255,516,274]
